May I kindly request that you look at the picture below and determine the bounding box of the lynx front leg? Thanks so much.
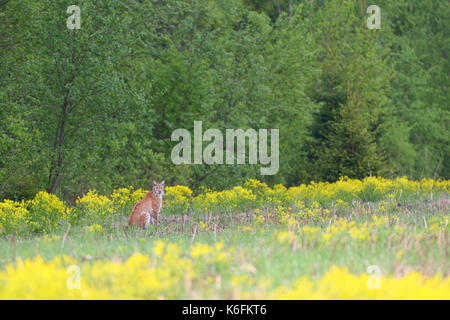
[143,211,154,230]
[145,213,158,235]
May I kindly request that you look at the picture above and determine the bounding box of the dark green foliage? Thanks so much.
[307,0,391,181]
[0,0,448,201]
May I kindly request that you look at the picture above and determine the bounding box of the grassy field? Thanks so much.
[0,177,449,299]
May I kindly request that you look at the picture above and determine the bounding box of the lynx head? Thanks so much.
[152,180,165,197]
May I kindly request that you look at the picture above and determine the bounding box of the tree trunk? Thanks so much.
[47,92,70,194]
[288,0,293,22]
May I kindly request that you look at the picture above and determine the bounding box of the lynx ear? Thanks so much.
[161,180,165,185]
[153,181,157,185]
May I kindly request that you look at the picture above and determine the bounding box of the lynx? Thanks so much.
[128,181,165,231]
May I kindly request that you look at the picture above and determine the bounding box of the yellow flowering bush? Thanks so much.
[0,176,448,235]
[0,200,32,235]
[192,191,218,213]
[268,266,450,299]
[192,186,256,213]
[27,191,66,234]
[282,176,449,206]
[218,186,256,212]
[111,187,147,216]
[244,179,271,207]
[73,190,114,227]
[1,252,448,299]
[164,185,193,215]
[244,179,289,207]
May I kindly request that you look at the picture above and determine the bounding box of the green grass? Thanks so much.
[1,194,448,288]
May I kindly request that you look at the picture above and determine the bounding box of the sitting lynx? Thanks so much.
[128,181,165,231]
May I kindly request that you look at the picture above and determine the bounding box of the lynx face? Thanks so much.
[152,181,165,197]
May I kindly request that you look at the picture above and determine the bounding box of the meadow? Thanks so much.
[0,177,449,299]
